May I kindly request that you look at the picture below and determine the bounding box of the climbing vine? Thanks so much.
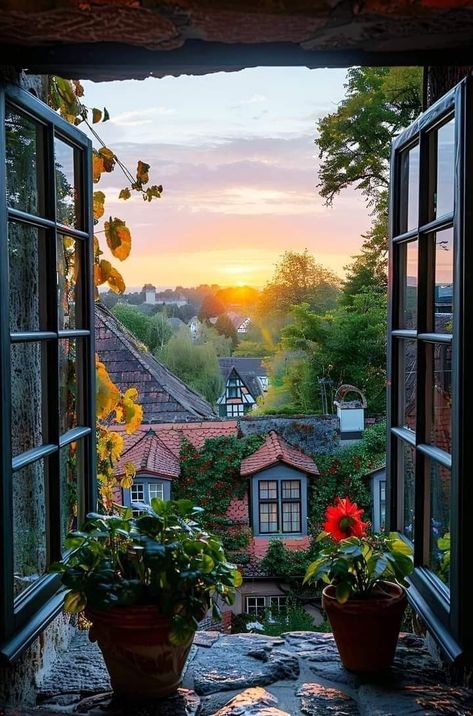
[309,422,386,532]
[48,77,164,508]
[176,435,264,551]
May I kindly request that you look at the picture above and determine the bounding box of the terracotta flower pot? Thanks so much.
[322,581,407,672]
[85,605,194,698]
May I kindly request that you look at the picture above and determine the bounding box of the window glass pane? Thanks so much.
[282,480,300,499]
[60,440,83,549]
[9,223,47,332]
[399,441,415,541]
[428,342,452,454]
[5,107,42,215]
[11,341,48,457]
[59,338,83,434]
[398,339,417,431]
[435,118,455,219]
[149,483,164,501]
[399,144,419,233]
[434,228,454,333]
[399,240,418,329]
[259,502,278,533]
[282,502,301,532]
[246,597,265,616]
[259,481,277,500]
[131,484,145,503]
[55,137,78,228]
[58,235,83,330]
[428,460,451,587]
[13,459,47,599]
[379,480,386,530]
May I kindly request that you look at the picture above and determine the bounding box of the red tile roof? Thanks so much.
[240,430,319,477]
[115,429,179,479]
[114,420,239,478]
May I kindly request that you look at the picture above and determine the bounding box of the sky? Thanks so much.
[83,67,371,291]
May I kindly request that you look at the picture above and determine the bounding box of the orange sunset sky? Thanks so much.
[84,67,370,290]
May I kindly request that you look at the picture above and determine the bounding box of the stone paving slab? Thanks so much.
[3,630,473,716]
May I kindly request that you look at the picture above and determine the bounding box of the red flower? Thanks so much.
[323,497,368,541]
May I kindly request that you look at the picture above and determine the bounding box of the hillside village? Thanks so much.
[96,302,386,628]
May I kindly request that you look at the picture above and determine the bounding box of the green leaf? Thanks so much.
[119,187,131,200]
[199,554,215,574]
[64,590,86,613]
[336,582,351,604]
[169,614,195,646]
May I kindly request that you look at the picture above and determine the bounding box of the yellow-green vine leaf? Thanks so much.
[136,160,150,186]
[92,108,103,124]
[107,266,126,293]
[93,190,106,220]
[104,217,132,261]
[64,591,86,613]
[119,188,131,200]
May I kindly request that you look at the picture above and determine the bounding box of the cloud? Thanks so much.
[109,107,176,127]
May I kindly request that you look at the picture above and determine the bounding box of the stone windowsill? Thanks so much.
[4,629,473,715]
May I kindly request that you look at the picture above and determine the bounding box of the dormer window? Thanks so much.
[258,479,302,534]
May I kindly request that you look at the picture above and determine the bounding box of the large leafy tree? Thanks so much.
[316,67,422,302]
[258,249,340,319]
[317,67,423,210]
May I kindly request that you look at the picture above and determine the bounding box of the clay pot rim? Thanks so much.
[322,580,406,609]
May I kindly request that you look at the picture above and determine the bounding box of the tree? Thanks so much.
[316,66,423,211]
[234,340,273,357]
[197,323,232,357]
[214,314,238,349]
[341,211,388,305]
[146,312,173,353]
[198,293,226,321]
[258,249,340,319]
[112,304,150,346]
[158,329,223,404]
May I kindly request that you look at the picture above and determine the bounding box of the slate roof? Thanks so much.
[218,358,266,401]
[115,429,180,479]
[95,303,216,423]
[240,430,319,477]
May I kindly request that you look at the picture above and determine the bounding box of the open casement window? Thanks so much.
[0,84,96,661]
[387,77,473,662]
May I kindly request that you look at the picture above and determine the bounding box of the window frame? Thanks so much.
[254,473,304,537]
[387,77,473,661]
[0,83,96,662]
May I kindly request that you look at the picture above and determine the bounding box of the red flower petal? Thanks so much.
[323,497,368,541]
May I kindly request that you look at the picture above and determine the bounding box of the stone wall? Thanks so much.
[239,415,340,456]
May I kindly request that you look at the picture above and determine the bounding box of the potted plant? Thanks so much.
[304,497,414,673]
[52,499,241,698]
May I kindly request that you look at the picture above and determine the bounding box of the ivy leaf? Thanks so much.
[232,568,243,588]
[120,463,136,490]
[103,107,110,122]
[136,160,150,186]
[107,266,126,294]
[104,217,132,261]
[72,80,84,97]
[96,360,121,420]
[93,191,106,220]
[119,187,131,200]
[92,108,103,124]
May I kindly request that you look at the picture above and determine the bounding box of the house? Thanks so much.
[114,424,318,618]
[96,303,216,423]
[227,311,251,334]
[217,358,268,417]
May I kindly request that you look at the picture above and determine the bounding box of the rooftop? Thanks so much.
[95,303,216,423]
[240,430,319,477]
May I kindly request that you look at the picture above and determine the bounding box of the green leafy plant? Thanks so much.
[52,499,241,644]
[304,497,413,603]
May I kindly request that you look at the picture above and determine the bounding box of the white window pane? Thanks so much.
[131,483,145,502]
[148,483,164,501]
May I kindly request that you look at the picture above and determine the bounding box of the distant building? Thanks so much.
[217,358,268,417]
[155,291,188,307]
[188,315,202,340]
[142,283,157,304]
[227,310,251,334]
